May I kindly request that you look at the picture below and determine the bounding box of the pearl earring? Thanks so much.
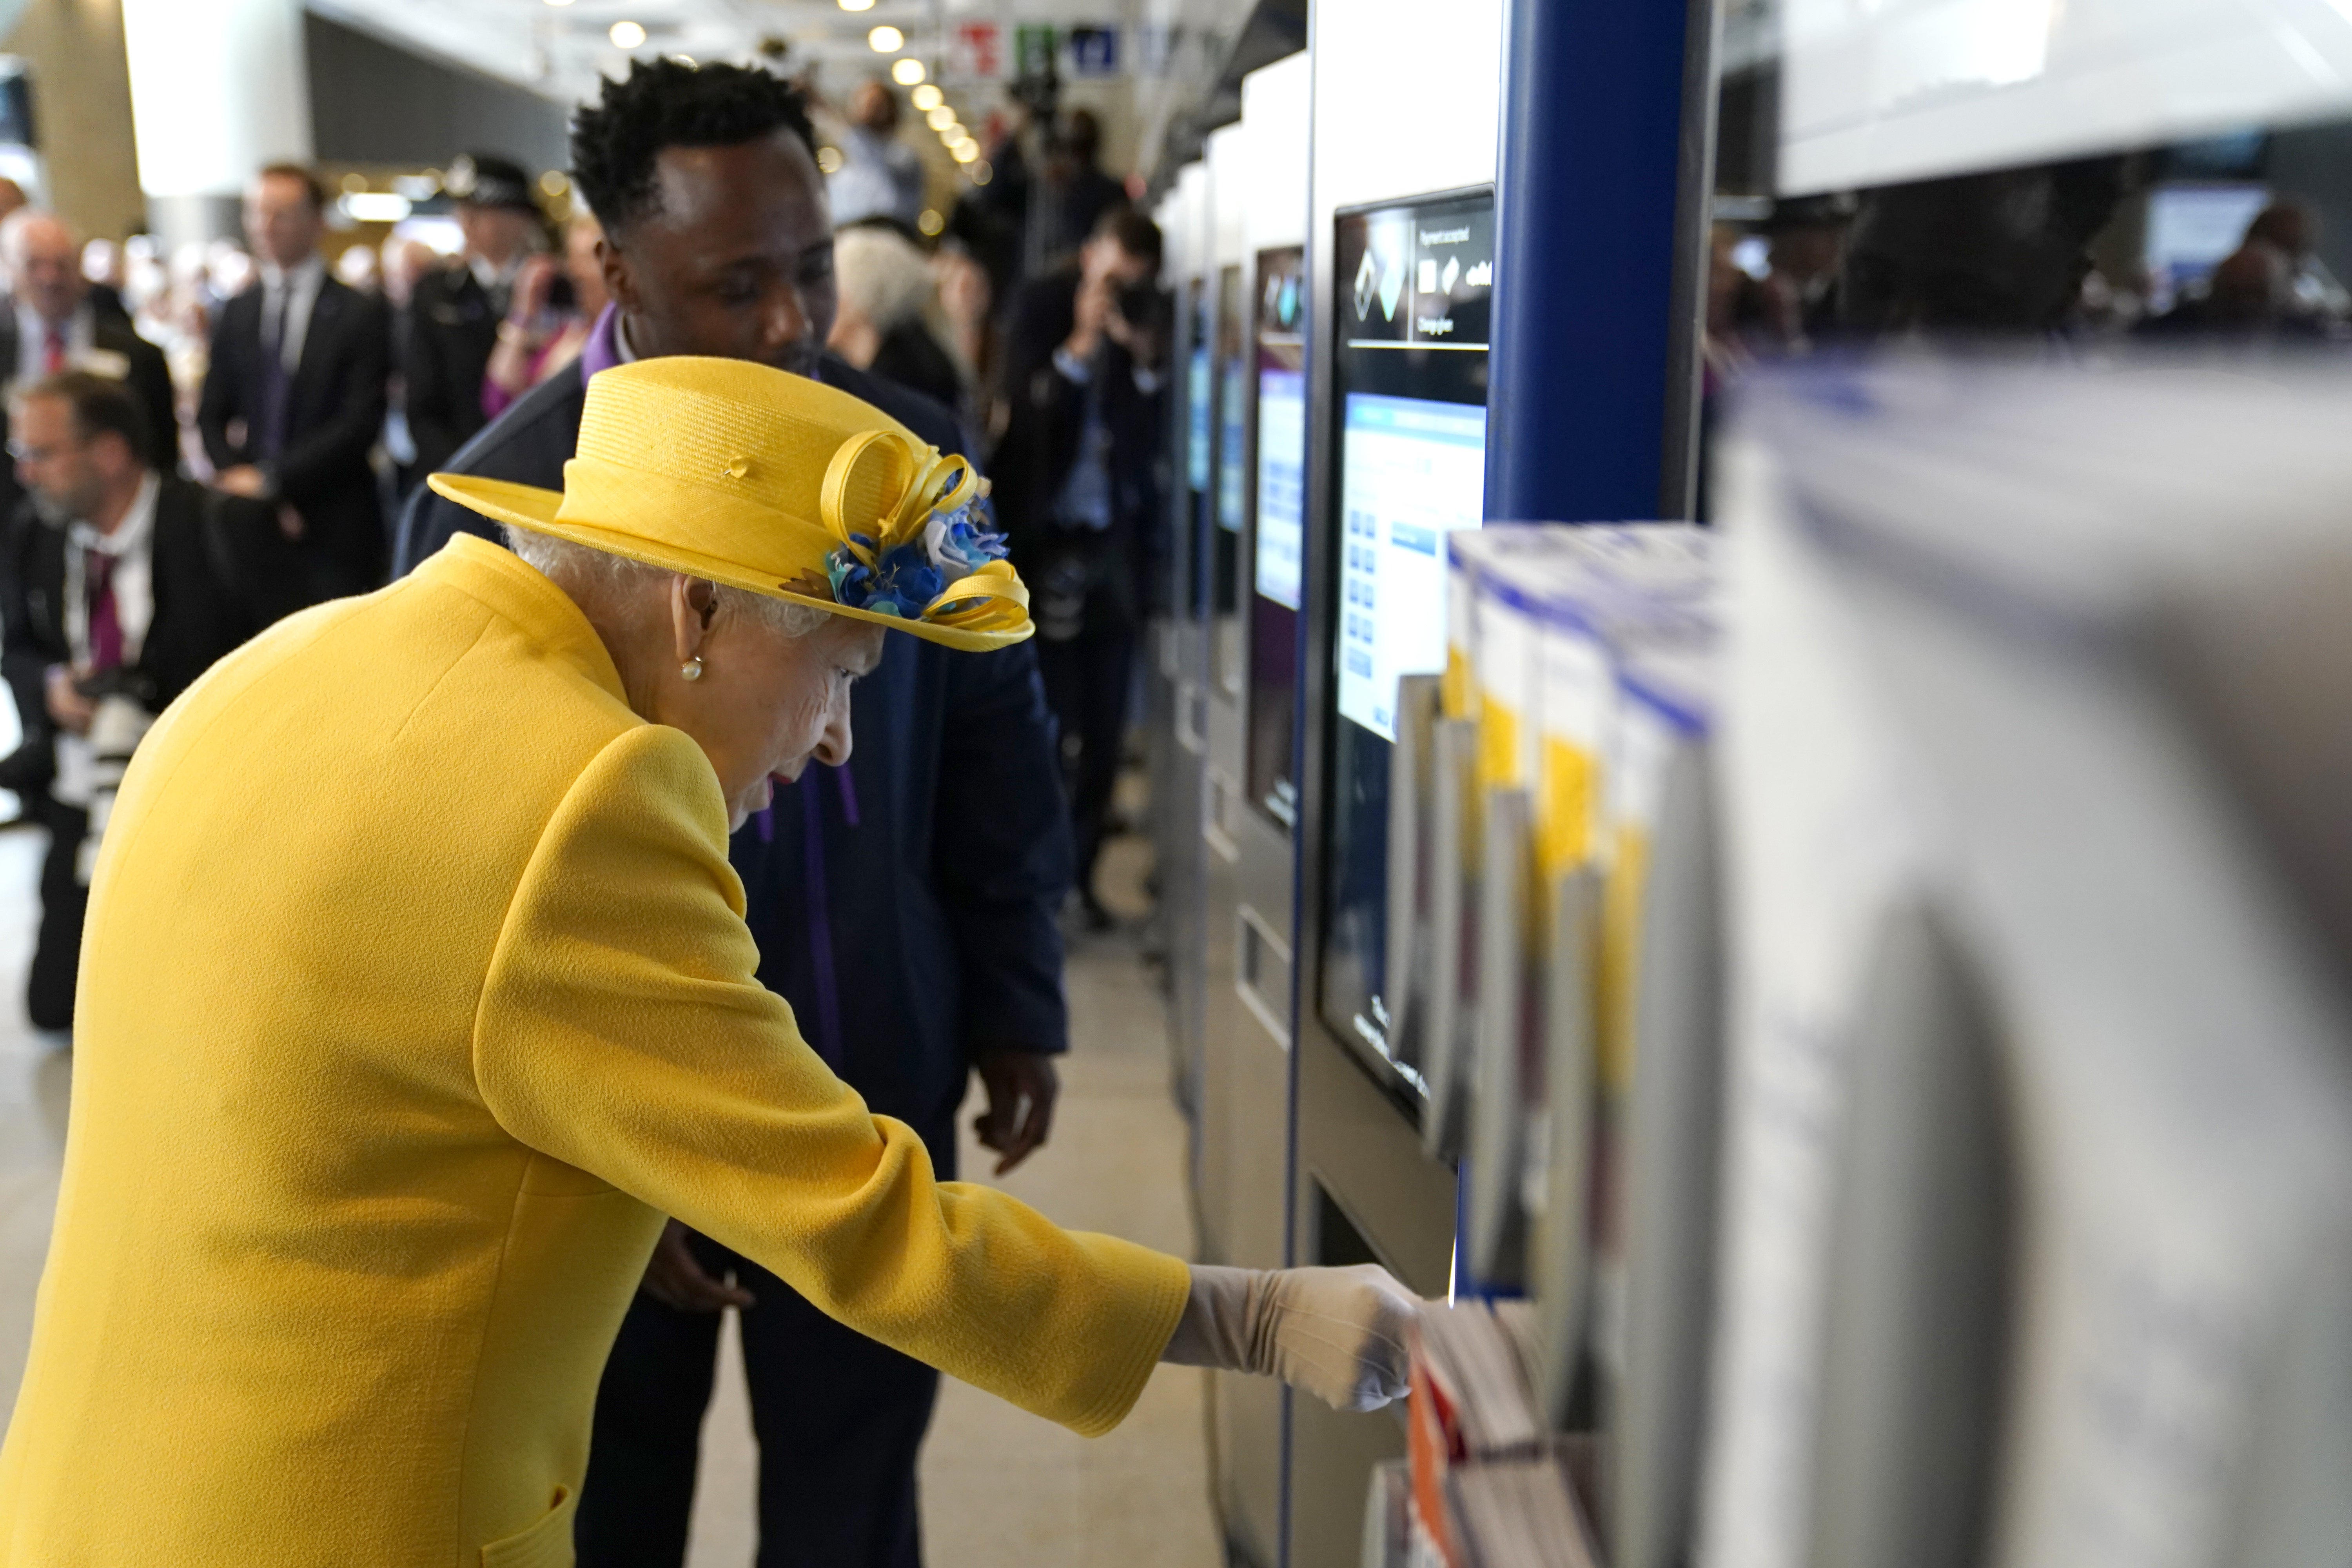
[681,656,704,682]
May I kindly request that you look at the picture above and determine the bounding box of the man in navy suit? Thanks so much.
[397,60,1074,1568]
[197,163,391,601]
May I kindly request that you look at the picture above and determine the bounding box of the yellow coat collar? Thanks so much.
[417,532,630,708]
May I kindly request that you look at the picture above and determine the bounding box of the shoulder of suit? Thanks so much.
[92,317,166,368]
[439,362,587,488]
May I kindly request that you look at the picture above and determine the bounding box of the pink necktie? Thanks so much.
[85,551,122,673]
[42,324,64,376]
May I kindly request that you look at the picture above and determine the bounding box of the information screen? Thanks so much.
[1248,246,1307,829]
[1212,265,1248,692]
[1316,189,1493,1082]
[1183,282,1213,619]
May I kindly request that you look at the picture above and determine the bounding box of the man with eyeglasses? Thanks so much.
[0,373,285,1028]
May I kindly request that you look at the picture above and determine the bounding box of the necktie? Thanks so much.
[259,285,292,459]
[85,549,122,674]
[42,323,64,376]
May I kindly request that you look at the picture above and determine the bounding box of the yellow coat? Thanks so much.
[0,535,1191,1566]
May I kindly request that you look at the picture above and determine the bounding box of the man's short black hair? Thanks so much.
[22,371,151,468]
[256,162,327,213]
[572,59,819,235]
[1096,204,1162,273]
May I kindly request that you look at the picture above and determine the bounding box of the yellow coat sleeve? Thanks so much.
[472,723,1192,1437]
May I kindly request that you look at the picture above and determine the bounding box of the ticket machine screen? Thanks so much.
[1249,246,1307,829]
[1316,188,1494,1083]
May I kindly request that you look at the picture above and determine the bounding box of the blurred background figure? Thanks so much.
[480,214,604,421]
[991,205,1166,927]
[828,222,967,430]
[2243,199,2350,323]
[78,239,128,322]
[401,152,544,477]
[1759,192,1853,347]
[198,163,392,601]
[828,78,923,232]
[0,211,178,479]
[332,245,379,296]
[931,241,995,430]
[0,177,27,227]
[1022,109,1126,284]
[379,234,443,496]
[379,236,438,314]
[0,372,281,1029]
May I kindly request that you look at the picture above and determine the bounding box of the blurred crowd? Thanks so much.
[0,62,1175,1029]
[1705,185,2352,379]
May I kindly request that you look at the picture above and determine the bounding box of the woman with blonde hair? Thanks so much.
[0,356,1413,1564]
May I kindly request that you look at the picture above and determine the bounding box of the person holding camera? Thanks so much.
[990,205,1166,927]
[480,214,606,421]
[197,163,392,603]
[1,373,285,1029]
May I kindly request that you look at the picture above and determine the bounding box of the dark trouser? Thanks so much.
[1036,612,1137,903]
[28,797,88,1032]
[575,1230,941,1568]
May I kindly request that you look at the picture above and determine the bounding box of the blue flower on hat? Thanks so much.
[922,504,1011,577]
[824,499,1012,621]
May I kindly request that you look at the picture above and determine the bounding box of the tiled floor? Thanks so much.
[0,822,1221,1568]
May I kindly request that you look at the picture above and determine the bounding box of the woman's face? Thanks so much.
[654,599,888,832]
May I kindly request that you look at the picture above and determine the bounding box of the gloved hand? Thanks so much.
[1159,1263,1421,1412]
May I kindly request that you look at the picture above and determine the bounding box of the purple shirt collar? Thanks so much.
[580,303,627,380]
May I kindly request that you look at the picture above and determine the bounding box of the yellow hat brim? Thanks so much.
[426,473,1033,653]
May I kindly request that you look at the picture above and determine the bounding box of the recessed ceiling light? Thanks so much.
[609,20,646,48]
[951,140,978,164]
[891,57,925,85]
[838,0,875,10]
[926,105,954,131]
[911,84,942,111]
[867,25,903,52]
[543,0,573,7]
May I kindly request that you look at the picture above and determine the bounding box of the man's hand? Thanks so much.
[43,665,92,736]
[639,1219,755,1313]
[215,465,270,499]
[972,1048,1060,1175]
[276,503,306,542]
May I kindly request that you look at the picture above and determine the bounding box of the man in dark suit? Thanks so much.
[0,373,285,1028]
[0,210,179,475]
[397,61,1073,1568]
[991,205,1165,926]
[400,152,544,479]
[198,164,392,601]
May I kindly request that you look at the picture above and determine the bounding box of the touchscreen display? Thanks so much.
[1316,189,1494,1083]
[1248,246,1307,829]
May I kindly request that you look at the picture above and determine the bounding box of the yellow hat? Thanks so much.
[427,356,1031,651]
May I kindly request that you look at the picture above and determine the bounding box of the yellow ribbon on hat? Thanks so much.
[818,431,1031,633]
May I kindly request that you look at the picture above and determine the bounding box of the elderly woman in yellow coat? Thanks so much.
[0,357,1414,1565]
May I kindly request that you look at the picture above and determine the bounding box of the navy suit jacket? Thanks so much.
[396,353,1074,1167]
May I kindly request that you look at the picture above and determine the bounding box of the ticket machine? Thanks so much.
[1194,52,1313,1568]
[1156,162,1214,1123]
[1285,2,1506,1560]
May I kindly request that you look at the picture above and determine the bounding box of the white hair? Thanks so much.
[833,225,934,334]
[503,526,831,638]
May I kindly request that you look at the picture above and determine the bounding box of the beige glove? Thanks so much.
[1160,1263,1421,1411]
